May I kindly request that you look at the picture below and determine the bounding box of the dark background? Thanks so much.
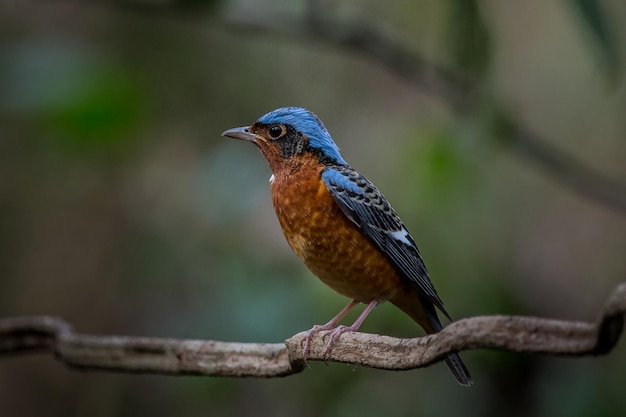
[1,1,625,416]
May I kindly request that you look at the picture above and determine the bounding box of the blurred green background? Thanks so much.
[1,1,625,416]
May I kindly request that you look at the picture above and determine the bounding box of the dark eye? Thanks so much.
[268,125,283,139]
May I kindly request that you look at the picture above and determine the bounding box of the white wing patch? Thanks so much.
[269,174,275,184]
[390,228,412,245]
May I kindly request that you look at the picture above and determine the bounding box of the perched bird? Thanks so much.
[222,107,472,386]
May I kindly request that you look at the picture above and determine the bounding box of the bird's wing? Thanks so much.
[321,166,449,317]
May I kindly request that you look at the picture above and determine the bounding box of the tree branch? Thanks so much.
[1,282,624,377]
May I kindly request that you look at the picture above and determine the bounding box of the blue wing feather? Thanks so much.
[321,166,449,318]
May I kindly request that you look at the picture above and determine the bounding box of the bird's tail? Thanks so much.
[391,292,473,387]
[442,353,473,387]
[428,313,473,387]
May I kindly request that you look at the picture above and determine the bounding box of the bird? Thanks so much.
[222,107,472,386]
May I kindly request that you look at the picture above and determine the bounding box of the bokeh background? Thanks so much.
[1,1,626,416]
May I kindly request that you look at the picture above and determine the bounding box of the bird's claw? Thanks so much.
[301,324,334,364]
[301,324,358,363]
[321,325,354,356]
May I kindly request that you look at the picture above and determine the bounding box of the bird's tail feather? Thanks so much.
[424,303,473,387]
[444,352,473,387]
[391,292,473,386]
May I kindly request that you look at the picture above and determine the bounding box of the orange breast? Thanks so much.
[270,157,406,303]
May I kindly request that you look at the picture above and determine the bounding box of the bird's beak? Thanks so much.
[221,126,258,143]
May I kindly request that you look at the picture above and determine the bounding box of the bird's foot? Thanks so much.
[321,324,358,356]
[302,323,337,361]
[299,299,368,364]
[301,324,356,364]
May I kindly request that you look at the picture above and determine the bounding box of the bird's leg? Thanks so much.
[322,300,380,356]
[302,299,359,359]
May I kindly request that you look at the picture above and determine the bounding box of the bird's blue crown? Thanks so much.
[256,107,347,165]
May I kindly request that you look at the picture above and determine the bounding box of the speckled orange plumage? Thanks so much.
[271,153,404,302]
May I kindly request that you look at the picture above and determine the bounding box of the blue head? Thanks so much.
[222,107,348,167]
[256,107,346,164]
